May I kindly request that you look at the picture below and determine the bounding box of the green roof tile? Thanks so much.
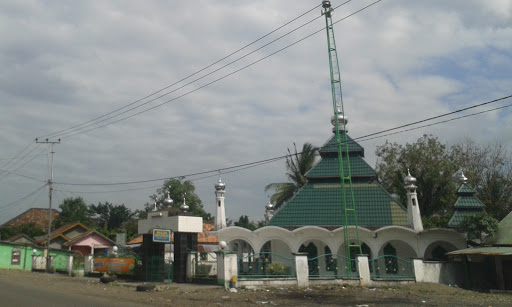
[268,182,407,228]
[453,196,485,209]
[458,183,476,195]
[485,212,512,245]
[306,156,376,178]
[448,209,486,228]
[320,133,364,154]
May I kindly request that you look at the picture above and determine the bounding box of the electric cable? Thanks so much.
[52,94,512,187]
[38,3,325,140]
[0,183,48,211]
[44,1,371,139]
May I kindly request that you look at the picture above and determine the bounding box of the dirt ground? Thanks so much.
[1,269,512,306]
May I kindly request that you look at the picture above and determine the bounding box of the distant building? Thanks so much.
[1,208,59,230]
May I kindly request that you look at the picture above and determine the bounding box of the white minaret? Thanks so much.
[265,197,275,222]
[404,169,423,232]
[214,175,227,230]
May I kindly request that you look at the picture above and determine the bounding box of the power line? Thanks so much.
[356,103,512,143]
[0,183,48,211]
[44,1,369,139]
[0,146,47,182]
[0,141,34,172]
[38,3,324,140]
[354,94,512,141]
[52,94,512,187]
[54,155,284,186]
[0,167,46,183]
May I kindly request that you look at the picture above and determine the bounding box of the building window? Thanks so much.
[11,248,21,265]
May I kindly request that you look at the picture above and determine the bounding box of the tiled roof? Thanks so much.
[320,134,364,154]
[63,230,115,247]
[485,212,512,245]
[453,196,485,209]
[448,209,485,228]
[4,233,37,244]
[268,182,407,228]
[306,155,377,178]
[34,222,89,244]
[1,208,59,229]
[458,183,476,195]
[448,183,485,227]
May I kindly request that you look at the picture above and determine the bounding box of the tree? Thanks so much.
[459,213,499,244]
[265,142,318,209]
[375,135,458,224]
[142,178,212,220]
[375,135,512,226]
[54,197,93,228]
[89,202,135,231]
[233,215,264,231]
[0,222,45,240]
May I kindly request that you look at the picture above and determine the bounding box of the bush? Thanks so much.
[267,263,289,276]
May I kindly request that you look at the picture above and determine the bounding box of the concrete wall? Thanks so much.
[216,225,466,261]
[413,259,462,285]
[0,243,34,271]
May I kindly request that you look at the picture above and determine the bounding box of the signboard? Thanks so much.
[93,257,135,273]
[153,228,172,243]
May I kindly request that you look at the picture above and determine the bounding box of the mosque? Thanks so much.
[213,115,470,273]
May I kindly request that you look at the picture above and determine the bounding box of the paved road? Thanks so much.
[0,276,148,307]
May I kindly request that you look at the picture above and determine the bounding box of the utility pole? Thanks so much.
[35,138,60,272]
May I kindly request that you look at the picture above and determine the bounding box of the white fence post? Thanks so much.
[294,253,309,288]
[186,252,197,281]
[84,255,94,275]
[357,255,372,287]
[413,258,424,282]
[67,255,74,276]
[216,251,238,289]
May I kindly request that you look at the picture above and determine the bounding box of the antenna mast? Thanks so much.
[321,1,361,274]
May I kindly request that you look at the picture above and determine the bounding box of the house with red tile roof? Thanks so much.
[1,208,59,230]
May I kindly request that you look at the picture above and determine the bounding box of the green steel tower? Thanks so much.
[321,0,362,272]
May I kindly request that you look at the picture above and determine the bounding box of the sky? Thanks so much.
[1,0,511,226]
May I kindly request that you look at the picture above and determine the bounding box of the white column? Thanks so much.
[357,255,371,287]
[67,255,74,276]
[84,255,94,274]
[186,252,196,281]
[216,251,237,289]
[413,258,425,282]
[294,253,309,288]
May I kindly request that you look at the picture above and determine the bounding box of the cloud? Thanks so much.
[0,0,511,225]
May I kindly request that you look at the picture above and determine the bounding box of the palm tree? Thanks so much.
[265,142,318,209]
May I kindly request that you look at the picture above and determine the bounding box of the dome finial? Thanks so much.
[180,192,189,212]
[404,168,417,185]
[163,187,173,206]
[458,170,468,184]
[215,170,226,191]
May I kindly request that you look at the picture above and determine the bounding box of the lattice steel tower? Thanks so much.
[321,0,361,272]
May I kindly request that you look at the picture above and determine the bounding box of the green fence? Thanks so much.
[369,255,415,279]
[238,252,295,279]
[308,253,358,278]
